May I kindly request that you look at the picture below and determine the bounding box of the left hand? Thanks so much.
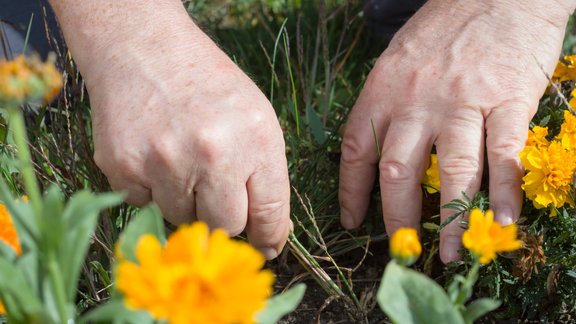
[339,0,573,263]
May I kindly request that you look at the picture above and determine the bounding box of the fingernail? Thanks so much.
[441,236,462,264]
[496,207,514,226]
[259,248,279,260]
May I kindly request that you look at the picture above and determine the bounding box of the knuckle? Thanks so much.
[249,199,288,224]
[489,138,525,160]
[441,156,480,181]
[379,160,417,184]
[194,127,231,166]
[341,136,374,165]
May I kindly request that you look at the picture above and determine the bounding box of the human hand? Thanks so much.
[49,1,291,259]
[339,0,574,263]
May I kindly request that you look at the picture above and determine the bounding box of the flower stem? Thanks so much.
[48,252,69,324]
[7,106,43,216]
[455,261,481,307]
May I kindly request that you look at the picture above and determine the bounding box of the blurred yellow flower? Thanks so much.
[116,222,274,324]
[0,203,22,256]
[557,110,576,151]
[422,154,440,193]
[552,55,576,82]
[0,55,62,104]
[520,141,576,209]
[390,227,421,266]
[526,126,549,149]
[462,209,522,265]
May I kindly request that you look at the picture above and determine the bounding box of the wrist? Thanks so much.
[48,0,218,85]
[489,0,574,28]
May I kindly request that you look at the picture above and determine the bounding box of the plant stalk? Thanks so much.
[8,106,43,217]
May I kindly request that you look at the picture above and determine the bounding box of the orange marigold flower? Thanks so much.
[520,141,576,210]
[115,222,274,324]
[526,126,549,149]
[0,302,4,314]
[422,154,440,193]
[552,55,576,82]
[390,228,421,266]
[462,209,522,265]
[557,110,576,151]
[0,203,22,256]
[0,55,62,104]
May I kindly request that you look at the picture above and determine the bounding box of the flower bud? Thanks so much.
[390,227,421,266]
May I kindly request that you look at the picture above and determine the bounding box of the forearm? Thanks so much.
[47,0,215,81]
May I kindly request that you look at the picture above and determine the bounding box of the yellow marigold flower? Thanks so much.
[0,55,62,104]
[390,228,421,266]
[462,209,522,265]
[557,110,576,151]
[520,141,576,209]
[526,126,549,149]
[0,203,22,256]
[422,154,440,193]
[552,55,576,82]
[0,302,4,314]
[116,222,274,324]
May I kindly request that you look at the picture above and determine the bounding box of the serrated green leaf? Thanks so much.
[377,261,464,324]
[117,204,166,263]
[257,283,306,324]
[462,298,501,324]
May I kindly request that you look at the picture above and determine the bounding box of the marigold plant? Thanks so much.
[462,209,522,264]
[520,131,576,210]
[390,227,421,266]
[115,221,274,324]
[422,154,440,193]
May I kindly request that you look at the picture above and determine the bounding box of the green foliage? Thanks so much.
[0,182,122,323]
[257,283,307,324]
[378,261,464,324]
[378,261,500,324]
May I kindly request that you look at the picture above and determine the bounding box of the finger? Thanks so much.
[485,102,531,226]
[339,88,389,229]
[437,107,484,264]
[94,153,152,207]
[150,178,195,225]
[106,176,152,207]
[246,163,291,260]
[379,114,434,235]
[195,173,249,237]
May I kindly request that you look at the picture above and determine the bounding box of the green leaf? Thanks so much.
[78,300,154,324]
[462,298,501,324]
[41,186,65,252]
[306,105,326,145]
[0,177,39,248]
[90,260,111,288]
[257,283,306,324]
[59,190,123,301]
[117,204,166,263]
[377,261,464,324]
[0,257,43,320]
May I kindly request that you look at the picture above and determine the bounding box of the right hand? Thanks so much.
[83,23,291,260]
